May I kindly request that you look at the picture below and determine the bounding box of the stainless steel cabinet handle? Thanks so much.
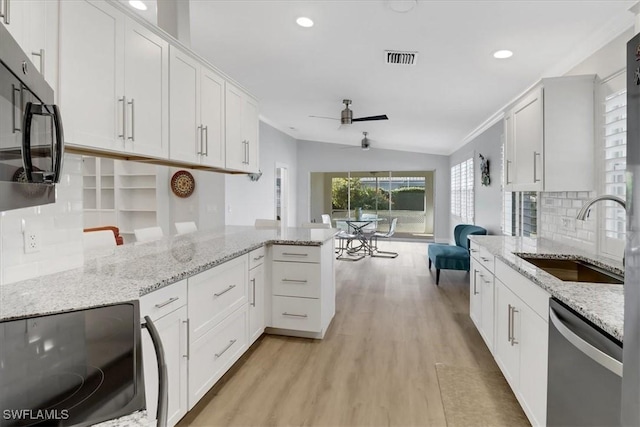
[251,278,256,307]
[31,49,45,77]
[282,278,308,284]
[11,84,21,133]
[197,125,203,155]
[118,96,127,139]
[154,296,179,309]
[282,252,308,257]
[1,0,10,25]
[253,255,264,261]
[507,304,513,342]
[473,270,479,295]
[510,306,519,346]
[247,140,250,165]
[470,248,478,253]
[283,312,308,318]
[214,339,237,358]
[127,98,135,141]
[182,319,189,359]
[214,284,236,297]
[480,257,490,262]
[204,125,209,156]
[549,308,622,377]
[533,151,541,183]
[506,160,511,184]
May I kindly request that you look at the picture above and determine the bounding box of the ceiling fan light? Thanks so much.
[493,50,513,59]
[296,17,314,28]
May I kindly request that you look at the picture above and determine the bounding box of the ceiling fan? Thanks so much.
[341,132,372,151]
[310,99,389,125]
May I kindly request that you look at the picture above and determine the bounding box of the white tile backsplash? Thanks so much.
[0,154,84,285]
[540,191,597,253]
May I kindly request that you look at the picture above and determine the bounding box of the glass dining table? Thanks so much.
[334,217,385,256]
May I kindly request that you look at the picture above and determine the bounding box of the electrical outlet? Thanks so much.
[23,229,40,254]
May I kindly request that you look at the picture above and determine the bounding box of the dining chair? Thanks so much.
[336,230,364,261]
[255,219,280,228]
[301,222,331,229]
[134,226,164,243]
[369,218,399,258]
[83,229,117,250]
[175,221,198,235]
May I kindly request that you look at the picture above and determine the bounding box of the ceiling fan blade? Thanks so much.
[352,114,388,122]
[309,115,339,120]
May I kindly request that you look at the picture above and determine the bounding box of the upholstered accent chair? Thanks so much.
[428,224,487,285]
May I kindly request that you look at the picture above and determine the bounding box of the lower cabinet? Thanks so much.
[470,257,494,352]
[249,262,265,345]
[188,304,248,408]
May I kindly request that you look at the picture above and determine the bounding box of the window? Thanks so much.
[600,71,626,257]
[451,158,474,223]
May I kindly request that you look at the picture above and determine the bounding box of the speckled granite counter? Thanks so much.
[92,411,153,427]
[469,235,624,341]
[0,226,337,322]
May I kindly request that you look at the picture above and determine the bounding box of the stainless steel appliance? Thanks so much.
[0,21,63,212]
[0,301,152,427]
[547,298,623,426]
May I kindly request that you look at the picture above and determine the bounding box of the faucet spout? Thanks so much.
[576,195,626,220]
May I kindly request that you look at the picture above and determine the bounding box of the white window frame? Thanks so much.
[450,157,474,224]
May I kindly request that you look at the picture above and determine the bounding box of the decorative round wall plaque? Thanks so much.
[171,170,195,198]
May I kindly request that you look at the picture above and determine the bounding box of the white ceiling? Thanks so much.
[130,0,637,155]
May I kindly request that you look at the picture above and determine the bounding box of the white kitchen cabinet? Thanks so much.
[494,278,521,388]
[225,82,259,173]
[504,74,595,192]
[248,247,266,345]
[470,243,495,352]
[169,47,225,168]
[140,280,188,427]
[469,258,482,330]
[60,0,168,158]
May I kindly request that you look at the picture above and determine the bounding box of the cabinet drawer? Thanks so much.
[249,246,265,269]
[272,262,321,298]
[495,259,550,320]
[478,247,495,273]
[272,296,321,332]
[188,305,248,408]
[272,245,320,263]
[188,255,248,341]
[140,280,187,321]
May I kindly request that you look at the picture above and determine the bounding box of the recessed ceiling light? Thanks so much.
[296,17,314,28]
[129,0,147,11]
[493,50,513,59]
[387,0,418,13]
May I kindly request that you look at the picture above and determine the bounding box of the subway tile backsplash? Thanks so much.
[540,191,597,253]
[0,154,84,285]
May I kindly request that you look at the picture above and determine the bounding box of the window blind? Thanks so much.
[450,158,474,223]
[603,88,626,242]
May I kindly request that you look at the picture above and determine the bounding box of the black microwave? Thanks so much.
[0,301,146,427]
[0,21,63,212]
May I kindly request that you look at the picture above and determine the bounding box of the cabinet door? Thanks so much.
[142,306,188,427]
[169,47,200,164]
[27,0,58,89]
[494,279,520,389]
[512,87,544,190]
[200,67,225,168]
[2,0,28,53]
[503,113,515,191]
[59,0,125,151]
[480,271,494,352]
[243,95,259,173]
[124,18,168,158]
[469,259,482,330]
[519,305,548,426]
[225,83,246,171]
[249,263,265,345]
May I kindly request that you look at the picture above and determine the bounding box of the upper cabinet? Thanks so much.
[504,75,595,192]
[60,0,168,159]
[1,0,59,91]
[226,83,259,173]
[169,47,225,169]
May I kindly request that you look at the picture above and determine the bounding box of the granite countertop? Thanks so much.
[0,226,337,322]
[469,235,624,341]
[92,411,153,427]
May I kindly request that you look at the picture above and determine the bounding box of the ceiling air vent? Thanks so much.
[385,50,417,65]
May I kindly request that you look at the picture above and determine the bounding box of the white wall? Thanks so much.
[0,154,84,285]
[449,121,503,235]
[296,140,450,242]
[225,121,298,226]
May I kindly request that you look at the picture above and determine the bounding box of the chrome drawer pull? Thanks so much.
[510,307,519,346]
[253,255,264,261]
[128,98,135,141]
[182,319,189,359]
[282,252,308,257]
[251,278,256,307]
[214,339,237,358]
[480,257,490,262]
[214,285,236,297]
[282,278,308,284]
[507,304,513,343]
[470,249,478,253]
[155,296,179,309]
[283,312,308,318]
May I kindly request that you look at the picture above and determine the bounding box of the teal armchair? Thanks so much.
[428,224,487,285]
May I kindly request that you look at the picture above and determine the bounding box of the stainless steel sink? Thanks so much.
[516,255,624,284]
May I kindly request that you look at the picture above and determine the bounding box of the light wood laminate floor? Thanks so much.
[179,241,502,427]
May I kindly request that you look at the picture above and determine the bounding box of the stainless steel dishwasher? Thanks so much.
[547,298,623,426]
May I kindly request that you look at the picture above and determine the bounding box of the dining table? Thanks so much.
[334,217,386,256]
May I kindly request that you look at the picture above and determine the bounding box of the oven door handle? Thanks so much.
[142,316,168,427]
[549,307,623,377]
[22,102,65,184]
